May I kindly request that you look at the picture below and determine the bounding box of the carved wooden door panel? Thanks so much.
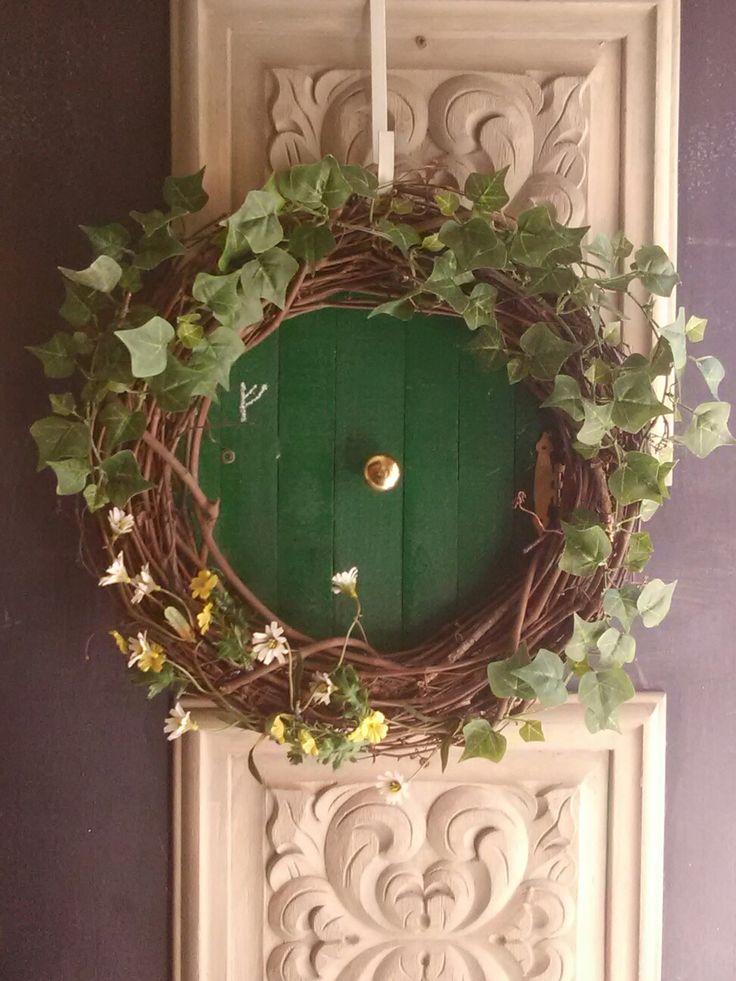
[171,2,678,977]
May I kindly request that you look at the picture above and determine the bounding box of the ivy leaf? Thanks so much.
[633,245,679,297]
[49,392,76,416]
[681,401,736,458]
[579,666,635,733]
[519,323,580,380]
[694,356,725,399]
[100,450,153,507]
[467,321,507,370]
[219,187,284,267]
[603,585,643,632]
[519,720,545,742]
[98,400,146,450]
[60,282,99,326]
[624,531,654,572]
[597,627,636,666]
[540,375,584,422]
[59,255,122,293]
[30,416,90,470]
[288,222,336,266]
[510,206,587,267]
[191,326,246,395]
[487,645,534,699]
[577,399,614,445]
[464,168,510,212]
[80,222,130,261]
[163,168,209,213]
[525,266,577,296]
[560,519,612,577]
[438,218,506,270]
[565,614,607,662]
[376,220,422,256]
[685,315,708,342]
[240,247,299,310]
[48,458,90,495]
[611,371,669,433]
[421,233,444,252]
[90,334,134,390]
[340,165,378,198]
[176,314,204,349]
[649,337,674,378]
[462,283,498,330]
[114,316,174,378]
[608,450,664,505]
[601,320,623,346]
[460,719,507,763]
[134,225,186,270]
[513,649,567,707]
[434,190,460,216]
[507,356,530,384]
[367,297,416,321]
[148,355,201,412]
[637,578,677,628]
[423,252,473,313]
[193,270,262,330]
[276,156,352,210]
[27,332,77,378]
[660,308,688,373]
[83,482,110,512]
[130,207,187,236]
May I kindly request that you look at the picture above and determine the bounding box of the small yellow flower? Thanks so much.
[190,568,219,600]
[347,710,388,745]
[197,602,213,635]
[298,729,319,757]
[269,715,286,745]
[127,631,166,673]
[110,630,127,654]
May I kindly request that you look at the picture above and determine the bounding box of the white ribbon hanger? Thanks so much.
[370,0,395,190]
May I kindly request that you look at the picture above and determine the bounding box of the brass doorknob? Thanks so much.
[363,454,401,492]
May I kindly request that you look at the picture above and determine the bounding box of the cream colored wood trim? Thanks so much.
[172,693,666,980]
[171,0,680,350]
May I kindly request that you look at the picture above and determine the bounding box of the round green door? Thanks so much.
[200,309,541,649]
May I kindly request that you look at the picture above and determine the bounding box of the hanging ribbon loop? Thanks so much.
[369,0,395,189]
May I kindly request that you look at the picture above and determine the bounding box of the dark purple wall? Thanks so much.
[1,2,735,979]
[0,3,171,980]
[648,2,736,978]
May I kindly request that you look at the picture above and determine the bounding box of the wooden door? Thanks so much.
[200,308,541,649]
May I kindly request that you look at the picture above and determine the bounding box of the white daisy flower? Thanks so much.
[98,551,130,587]
[164,703,199,741]
[311,671,336,706]
[376,770,410,806]
[252,621,289,665]
[130,563,159,604]
[107,507,135,539]
[331,566,358,598]
[126,631,165,673]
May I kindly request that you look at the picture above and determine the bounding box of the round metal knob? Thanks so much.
[363,454,401,492]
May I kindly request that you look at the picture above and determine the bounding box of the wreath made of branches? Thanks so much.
[30,157,731,766]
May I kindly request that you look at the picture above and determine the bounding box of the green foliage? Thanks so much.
[460,718,507,762]
[559,515,612,577]
[26,157,735,761]
[579,666,635,732]
[114,316,174,378]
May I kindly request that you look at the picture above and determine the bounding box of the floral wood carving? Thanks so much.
[267,69,589,224]
[265,782,578,980]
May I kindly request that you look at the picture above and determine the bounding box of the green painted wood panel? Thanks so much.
[216,332,280,609]
[457,354,516,610]
[402,316,459,646]
[276,310,337,636]
[202,308,542,646]
[333,316,405,649]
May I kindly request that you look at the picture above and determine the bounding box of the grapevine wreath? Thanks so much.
[30,157,733,766]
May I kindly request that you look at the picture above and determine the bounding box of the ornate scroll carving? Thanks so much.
[265,782,578,980]
[267,69,589,224]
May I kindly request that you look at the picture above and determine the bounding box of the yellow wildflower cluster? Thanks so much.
[347,710,388,744]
